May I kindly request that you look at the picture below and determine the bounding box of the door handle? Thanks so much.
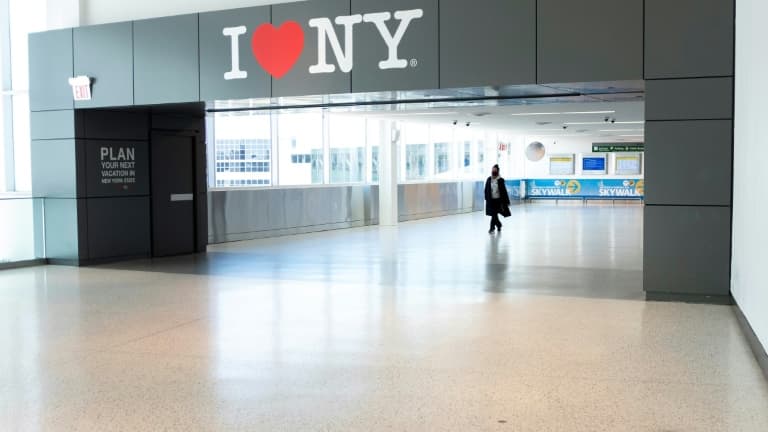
[170,193,194,202]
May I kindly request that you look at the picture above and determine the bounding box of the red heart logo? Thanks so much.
[251,21,304,79]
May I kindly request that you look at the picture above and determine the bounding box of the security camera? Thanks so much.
[466,122,471,127]
[610,118,616,124]
[604,117,610,123]
[452,120,457,126]
[562,125,568,130]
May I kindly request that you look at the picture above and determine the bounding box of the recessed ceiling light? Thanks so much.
[388,112,459,116]
[598,129,644,132]
[509,112,563,116]
[564,110,616,115]
[509,110,615,116]
[565,121,644,125]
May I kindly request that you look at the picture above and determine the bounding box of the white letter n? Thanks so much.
[363,9,424,70]
[223,26,248,80]
[308,15,363,74]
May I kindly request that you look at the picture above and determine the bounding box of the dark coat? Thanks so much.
[485,176,511,216]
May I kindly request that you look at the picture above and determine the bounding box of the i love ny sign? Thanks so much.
[222,8,424,80]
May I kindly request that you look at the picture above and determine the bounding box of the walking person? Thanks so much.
[484,164,510,234]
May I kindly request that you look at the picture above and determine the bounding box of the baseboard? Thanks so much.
[0,259,47,270]
[47,258,81,266]
[734,303,768,382]
[79,254,152,266]
[208,220,375,244]
[48,255,152,267]
[399,208,473,222]
[645,292,734,305]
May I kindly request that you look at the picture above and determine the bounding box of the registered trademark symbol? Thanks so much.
[410,59,418,68]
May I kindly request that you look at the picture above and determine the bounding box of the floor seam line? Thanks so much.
[105,316,209,350]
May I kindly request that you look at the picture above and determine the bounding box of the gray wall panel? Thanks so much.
[537,0,643,84]
[645,0,734,79]
[352,0,439,92]
[646,78,734,121]
[199,7,271,101]
[85,197,151,259]
[31,139,78,198]
[73,22,134,108]
[79,110,149,141]
[644,120,732,206]
[440,0,535,88]
[30,110,75,140]
[644,205,731,296]
[43,198,81,261]
[134,15,200,105]
[272,0,351,97]
[29,29,73,112]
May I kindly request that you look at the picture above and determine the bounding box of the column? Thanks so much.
[379,121,399,226]
[643,0,735,302]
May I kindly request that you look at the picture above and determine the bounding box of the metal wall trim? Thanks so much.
[208,181,481,244]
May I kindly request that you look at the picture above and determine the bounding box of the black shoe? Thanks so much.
[497,226,502,234]
[488,228,495,234]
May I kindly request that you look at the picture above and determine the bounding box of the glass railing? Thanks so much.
[0,194,43,265]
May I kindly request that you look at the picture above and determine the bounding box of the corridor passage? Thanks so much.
[1,206,767,431]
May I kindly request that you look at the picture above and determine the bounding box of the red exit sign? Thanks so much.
[68,76,92,101]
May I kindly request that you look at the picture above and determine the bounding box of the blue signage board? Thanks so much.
[525,179,644,198]
[582,157,606,172]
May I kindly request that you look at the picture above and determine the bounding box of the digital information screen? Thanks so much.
[549,154,575,175]
[583,157,606,172]
[582,154,607,174]
[615,153,642,175]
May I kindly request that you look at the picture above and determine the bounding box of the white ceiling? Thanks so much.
[356,100,645,143]
[212,98,645,143]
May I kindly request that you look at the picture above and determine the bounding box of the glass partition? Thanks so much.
[0,196,41,263]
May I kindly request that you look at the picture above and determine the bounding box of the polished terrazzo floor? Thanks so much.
[1,206,767,431]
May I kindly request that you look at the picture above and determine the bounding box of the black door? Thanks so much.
[151,132,196,257]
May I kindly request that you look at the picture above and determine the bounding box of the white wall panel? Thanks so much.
[732,0,768,351]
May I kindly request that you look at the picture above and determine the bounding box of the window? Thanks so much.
[477,139,486,177]
[278,112,324,186]
[0,96,5,193]
[207,111,513,188]
[402,123,428,181]
[212,113,272,188]
[328,114,366,184]
[430,125,454,179]
[370,146,379,183]
[367,119,383,184]
[6,0,46,192]
[434,142,450,175]
[463,142,471,169]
